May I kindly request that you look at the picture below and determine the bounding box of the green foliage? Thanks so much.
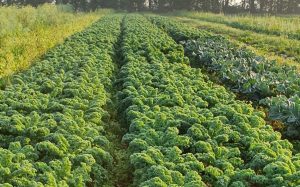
[119,14,300,186]
[149,15,300,139]
[263,95,300,139]
[180,12,300,41]
[0,4,75,38]
[0,15,123,186]
[0,5,107,79]
[176,17,300,63]
[1,12,300,186]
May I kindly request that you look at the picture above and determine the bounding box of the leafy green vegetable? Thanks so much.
[149,15,300,139]
[0,15,123,186]
[120,15,300,186]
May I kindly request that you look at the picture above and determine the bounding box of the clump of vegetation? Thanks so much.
[149,15,300,141]
[119,14,300,187]
[0,4,74,37]
[0,14,122,186]
[0,4,109,79]
[172,16,300,65]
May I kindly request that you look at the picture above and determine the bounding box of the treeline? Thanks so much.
[1,0,299,14]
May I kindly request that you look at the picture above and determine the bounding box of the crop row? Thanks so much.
[148,15,300,139]
[119,14,300,186]
[0,15,122,186]
[173,17,300,64]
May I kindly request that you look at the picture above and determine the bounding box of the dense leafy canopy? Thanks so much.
[1,12,300,187]
[149,15,300,139]
[0,15,122,186]
[118,14,300,186]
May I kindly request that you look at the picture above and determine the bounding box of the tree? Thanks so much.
[288,0,298,14]
[1,0,299,14]
[223,0,230,13]
[258,0,265,13]
[172,0,193,10]
[158,0,168,11]
[70,0,87,11]
[249,0,255,13]
[211,0,221,13]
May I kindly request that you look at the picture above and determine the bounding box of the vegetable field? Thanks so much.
[0,5,107,79]
[1,13,300,187]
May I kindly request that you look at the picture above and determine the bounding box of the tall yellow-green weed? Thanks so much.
[0,4,110,78]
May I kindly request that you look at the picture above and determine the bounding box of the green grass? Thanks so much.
[172,11,300,40]
[0,4,111,78]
